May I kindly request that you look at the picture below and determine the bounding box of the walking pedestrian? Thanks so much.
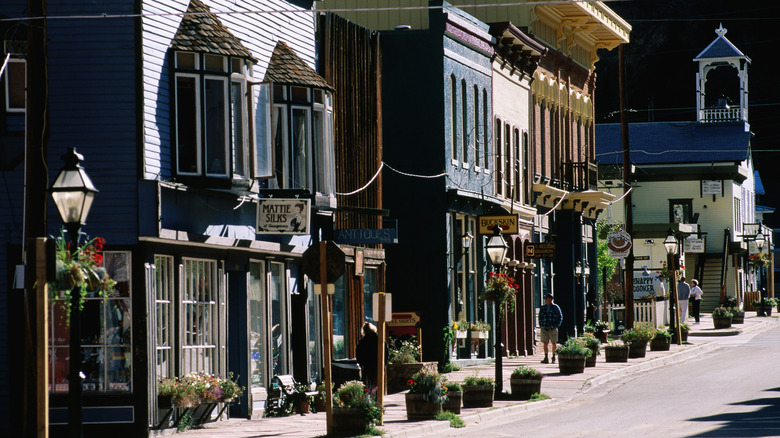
[356,322,379,391]
[539,293,562,364]
[689,279,703,323]
[677,277,691,324]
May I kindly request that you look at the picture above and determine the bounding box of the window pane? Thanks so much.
[155,255,174,379]
[363,268,378,323]
[249,262,266,388]
[272,106,287,189]
[176,52,196,69]
[254,83,274,178]
[107,347,132,391]
[183,258,218,375]
[291,86,308,102]
[291,108,310,189]
[82,347,105,392]
[176,76,199,174]
[313,108,334,196]
[269,262,286,375]
[205,78,228,176]
[231,81,246,177]
[204,54,226,72]
[332,275,346,359]
[307,279,320,382]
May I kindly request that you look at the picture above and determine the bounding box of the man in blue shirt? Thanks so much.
[539,293,563,363]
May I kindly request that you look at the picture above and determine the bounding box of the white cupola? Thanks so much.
[694,24,750,127]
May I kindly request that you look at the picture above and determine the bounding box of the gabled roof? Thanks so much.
[263,41,333,91]
[755,170,765,195]
[694,24,749,62]
[171,0,254,60]
[595,121,751,166]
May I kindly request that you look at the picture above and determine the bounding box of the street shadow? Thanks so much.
[687,387,780,437]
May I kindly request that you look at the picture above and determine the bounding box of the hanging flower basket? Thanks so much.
[479,270,519,317]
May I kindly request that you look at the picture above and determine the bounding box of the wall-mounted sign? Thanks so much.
[334,228,398,244]
[256,198,310,235]
[607,228,632,258]
[478,214,519,235]
[684,237,705,253]
[526,242,555,259]
[702,180,722,195]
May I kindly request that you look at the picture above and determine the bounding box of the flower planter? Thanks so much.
[509,377,542,400]
[386,362,437,393]
[585,347,598,367]
[190,402,218,425]
[595,330,608,343]
[731,313,745,324]
[557,354,586,374]
[462,384,494,408]
[331,407,370,436]
[650,337,670,351]
[405,393,442,420]
[670,329,688,344]
[604,345,629,362]
[442,390,462,414]
[628,341,648,358]
[713,316,732,329]
[155,396,175,429]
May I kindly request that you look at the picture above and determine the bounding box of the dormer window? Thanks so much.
[270,84,335,198]
[174,52,257,180]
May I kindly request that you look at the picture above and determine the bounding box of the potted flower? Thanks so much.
[670,323,690,343]
[509,366,543,400]
[580,334,601,367]
[752,299,773,316]
[712,306,733,329]
[621,322,656,358]
[462,375,495,408]
[479,270,519,317]
[442,382,463,414]
[650,328,672,351]
[387,336,437,393]
[603,342,629,362]
[555,338,591,374]
[594,320,610,343]
[730,307,745,324]
[405,371,446,420]
[332,380,382,436]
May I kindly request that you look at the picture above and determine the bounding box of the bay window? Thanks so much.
[269,84,335,201]
[174,51,260,182]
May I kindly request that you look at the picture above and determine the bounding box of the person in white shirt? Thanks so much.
[689,279,703,323]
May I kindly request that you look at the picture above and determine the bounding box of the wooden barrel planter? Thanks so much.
[604,345,629,362]
[405,393,442,420]
[731,313,745,324]
[595,331,608,343]
[331,407,370,436]
[557,354,586,374]
[628,341,648,358]
[509,378,542,400]
[713,316,732,329]
[442,391,462,414]
[585,347,599,367]
[670,329,688,344]
[649,337,670,351]
[462,384,494,408]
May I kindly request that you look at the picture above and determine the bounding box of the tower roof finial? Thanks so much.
[716,23,727,37]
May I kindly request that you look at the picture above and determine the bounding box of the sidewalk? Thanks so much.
[179,313,776,438]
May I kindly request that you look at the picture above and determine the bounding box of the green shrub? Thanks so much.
[555,338,591,357]
[510,366,543,380]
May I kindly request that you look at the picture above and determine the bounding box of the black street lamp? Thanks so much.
[50,147,98,438]
[663,229,682,344]
[485,227,508,394]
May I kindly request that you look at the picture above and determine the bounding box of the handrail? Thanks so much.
[720,228,730,305]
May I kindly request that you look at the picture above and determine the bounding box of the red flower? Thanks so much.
[407,379,413,386]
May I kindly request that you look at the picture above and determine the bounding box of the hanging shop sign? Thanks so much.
[684,237,705,253]
[256,198,310,235]
[478,214,519,235]
[607,228,632,258]
[525,242,555,259]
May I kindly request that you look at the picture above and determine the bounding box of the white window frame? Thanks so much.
[203,75,230,178]
[175,73,202,176]
[154,255,175,380]
[290,105,313,190]
[180,258,222,376]
[313,90,336,198]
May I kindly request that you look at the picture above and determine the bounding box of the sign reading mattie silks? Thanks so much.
[256,199,310,235]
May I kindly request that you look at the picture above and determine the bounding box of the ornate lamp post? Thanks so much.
[485,227,508,394]
[663,229,681,344]
[50,147,98,438]
[755,233,767,316]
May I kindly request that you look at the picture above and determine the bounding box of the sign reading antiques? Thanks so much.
[334,227,398,244]
[478,214,519,235]
[256,198,310,235]
[525,242,555,259]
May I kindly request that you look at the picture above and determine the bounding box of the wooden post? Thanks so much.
[319,241,334,435]
[376,292,386,424]
[35,238,49,437]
